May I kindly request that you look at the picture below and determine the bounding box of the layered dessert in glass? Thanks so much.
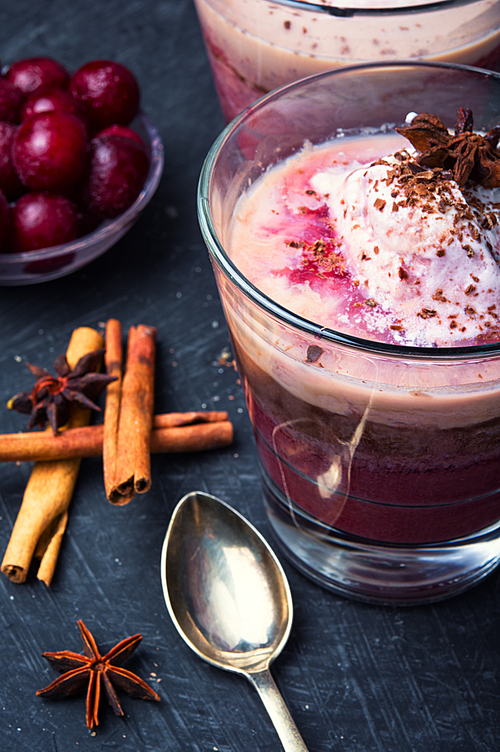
[198,62,500,603]
[194,0,500,121]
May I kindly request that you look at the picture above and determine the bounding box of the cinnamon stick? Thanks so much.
[152,420,233,453]
[1,327,103,585]
[35,510,68,585]
[102,318,123,501]
[153,411,228,428]
[0,413,233,461]
[106,324,157,505]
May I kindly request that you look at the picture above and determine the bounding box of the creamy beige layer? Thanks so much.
[219,277,500,431]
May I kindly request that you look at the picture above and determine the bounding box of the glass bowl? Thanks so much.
[0,111,164,285]
[199,61,500,604]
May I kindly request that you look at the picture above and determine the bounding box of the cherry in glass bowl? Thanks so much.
[0,111,164,285]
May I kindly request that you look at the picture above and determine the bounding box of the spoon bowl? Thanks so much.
[161,491,309,751]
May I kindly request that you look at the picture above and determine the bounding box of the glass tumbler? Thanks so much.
[198,62,500,604]
[193,0,500,121]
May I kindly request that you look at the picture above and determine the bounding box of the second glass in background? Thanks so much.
[194,0,500,121]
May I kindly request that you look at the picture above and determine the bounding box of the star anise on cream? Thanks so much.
[7,348,117,434]
[396,108,500,188]
[36,620,161,730]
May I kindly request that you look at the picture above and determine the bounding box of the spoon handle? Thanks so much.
[248,669,310,752]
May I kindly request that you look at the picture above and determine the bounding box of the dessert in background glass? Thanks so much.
[194,0,500,121]
[198,62,500,604]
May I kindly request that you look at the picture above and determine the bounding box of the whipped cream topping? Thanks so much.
[311,150,500,345]
[229,132,500,347]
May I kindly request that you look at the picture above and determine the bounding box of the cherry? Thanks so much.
[96,124,145,147]
[0,122,24,198]
[0,79,23,122]
[13,110,88,192]
[12,192,78,252]
[69,60,140,130]
[21,87,86,125]
[81,134,149,218]
[5,57,70,99]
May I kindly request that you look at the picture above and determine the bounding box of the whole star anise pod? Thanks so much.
[396,108,500,188]
[36,620,161,729]
[7,348,117,434]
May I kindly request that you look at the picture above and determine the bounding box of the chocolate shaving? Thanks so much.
[418,308,437,319]
[306,345,324,363]
[398,267,409,281]
[432,289,447,302]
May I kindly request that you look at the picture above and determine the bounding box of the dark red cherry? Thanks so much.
[0,79,23,123]
[5,57,70,98]
[81,134,149,218]
[12,192,78,252]
[13,110,88,192]
[0,122,24,198]
[69,60,140,130]
[96,124,145,147]
[21,87,86,124]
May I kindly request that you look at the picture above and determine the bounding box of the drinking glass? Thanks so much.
[198,62,500,604]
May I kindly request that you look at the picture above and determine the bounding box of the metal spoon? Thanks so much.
[161,491,309,752]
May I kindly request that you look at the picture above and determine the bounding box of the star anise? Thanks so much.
[36,620,161,729]
[7,349,117,434]
[396,108,500,188]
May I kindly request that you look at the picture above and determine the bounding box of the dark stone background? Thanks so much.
[0,2,499,750]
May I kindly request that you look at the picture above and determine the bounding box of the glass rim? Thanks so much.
[198,60,500,362]
[267,0,488,17]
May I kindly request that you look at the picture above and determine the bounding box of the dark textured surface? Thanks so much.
[0,2,499,750]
